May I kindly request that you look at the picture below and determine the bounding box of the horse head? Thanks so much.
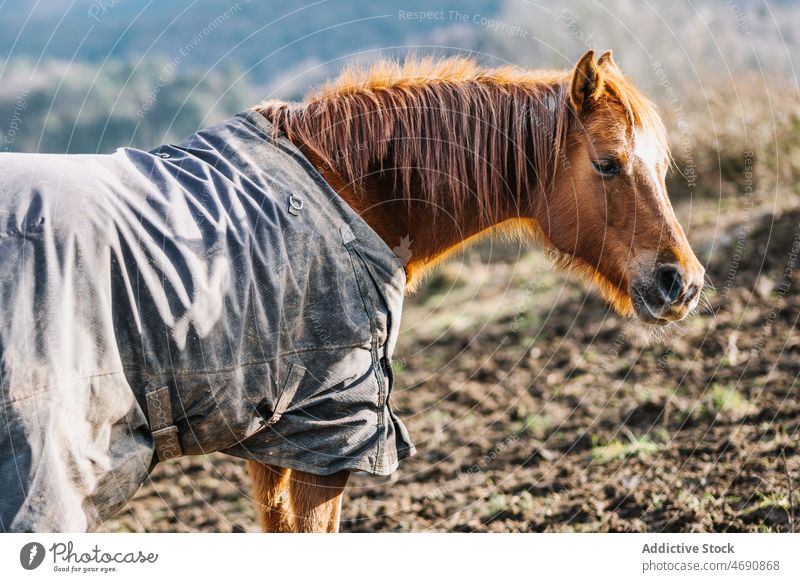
[536,50,705,324]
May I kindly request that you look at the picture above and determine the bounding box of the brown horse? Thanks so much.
[249,50,705,532]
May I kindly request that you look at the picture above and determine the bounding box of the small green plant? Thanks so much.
[591,431,661,463]
[512,413,552,437]
[741,492,794,516]
[482,491,535,519]
[485,493,509,517]
[707,384,757,420]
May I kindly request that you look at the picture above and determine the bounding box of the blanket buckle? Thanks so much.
[145,385,184,462]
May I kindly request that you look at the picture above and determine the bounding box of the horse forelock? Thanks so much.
[601,68,671,167]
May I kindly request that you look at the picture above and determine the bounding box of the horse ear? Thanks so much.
[570,50,605,113]
[597,50,620,73]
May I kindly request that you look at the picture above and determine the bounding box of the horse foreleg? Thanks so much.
[287,469,350,532]
[248,461,293,532]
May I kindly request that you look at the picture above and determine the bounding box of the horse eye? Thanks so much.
[592,158,621,177]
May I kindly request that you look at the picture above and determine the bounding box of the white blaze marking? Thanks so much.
[633,126,667,204]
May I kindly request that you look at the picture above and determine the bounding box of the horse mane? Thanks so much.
[257,56,667,229]
[258,58,569,227]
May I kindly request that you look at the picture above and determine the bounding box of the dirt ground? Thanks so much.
[102,199,800,532]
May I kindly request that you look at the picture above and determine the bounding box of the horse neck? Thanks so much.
[264,77,567,288]
[298,149,513,287]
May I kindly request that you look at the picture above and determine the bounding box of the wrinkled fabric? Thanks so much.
[0,111,413,532]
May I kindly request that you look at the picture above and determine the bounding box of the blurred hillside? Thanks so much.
[0,0,499,152]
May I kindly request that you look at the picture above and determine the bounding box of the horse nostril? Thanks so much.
[684,284,700,303]
[656,267,683,304]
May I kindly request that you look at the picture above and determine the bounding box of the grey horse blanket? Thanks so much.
[0,110,414,532]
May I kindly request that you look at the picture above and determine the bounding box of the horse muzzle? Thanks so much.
[631,262,705,325]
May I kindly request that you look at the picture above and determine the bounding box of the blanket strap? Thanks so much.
[145,386,183,462]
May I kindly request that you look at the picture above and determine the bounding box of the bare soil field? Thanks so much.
[102,200,800,532]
